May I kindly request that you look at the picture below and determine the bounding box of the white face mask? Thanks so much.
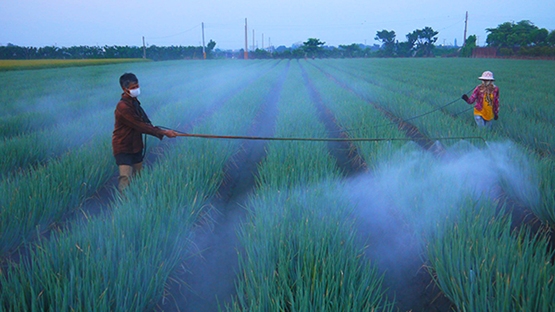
[128,88,141,97]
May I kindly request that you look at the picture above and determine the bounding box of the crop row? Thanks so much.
[0,60,283,310]
[306,59,555,309]
[310,58,555,227]
[0,59,553,311]
[428,202,555,310]
[229,62,394,311]
[0,60,279,256]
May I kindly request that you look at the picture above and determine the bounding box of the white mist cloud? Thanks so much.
[342,140,539,306]
[347,140,539,249]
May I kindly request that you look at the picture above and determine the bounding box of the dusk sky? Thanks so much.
[1,0,553,50]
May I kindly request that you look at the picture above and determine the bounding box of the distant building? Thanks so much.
[472,47,497,58]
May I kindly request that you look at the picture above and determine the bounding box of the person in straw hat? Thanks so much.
[462,70,500,129]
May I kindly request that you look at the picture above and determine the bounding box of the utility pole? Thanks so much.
[262,33,264,50]
[142,36,146,59]
[252,29,255,51]
[244,18,248,59]
[202,22,206,59]
[463,11,468,46]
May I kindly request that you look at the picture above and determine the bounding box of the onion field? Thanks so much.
[1,58,554,311]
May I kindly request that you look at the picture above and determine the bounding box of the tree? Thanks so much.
[249,48,272,59]
[460,35,477,57]
[486,22,513,47]
[375,30,396,57]
[206,40,216,52]
[302,38,325,58]
[510,20,539,46]
[548,30,555,46]
[338,43,362,58]
[486,20,549,47]
[414,27,438,57]
[205,40,217,58]
[396,31,419,57]
[530,28,549,46]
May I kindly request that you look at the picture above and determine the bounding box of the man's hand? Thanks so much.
[164,130,179,138]
[461,94,469,102]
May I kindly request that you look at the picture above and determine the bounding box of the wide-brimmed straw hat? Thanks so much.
[478,71,495,81]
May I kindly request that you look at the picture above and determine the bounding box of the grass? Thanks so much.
[0,58,149,71]
[0,139,115,255]
[0,60,289,311]
[0,58,553,311]
[231,183,395,312]
[230,62,395,310]
[427,201,555,311]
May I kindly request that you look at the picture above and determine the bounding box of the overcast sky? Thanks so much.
[1,0,553,50]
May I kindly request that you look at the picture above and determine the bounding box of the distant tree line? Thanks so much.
[241,37,456,60]
[2,20,553,60]
[375,20,555,58]
[374,26,440,57]
[485,20,555,57]
[248,21,555,59]
[0,40,217,61]
[460,20,555,58]
[243,38,384,59]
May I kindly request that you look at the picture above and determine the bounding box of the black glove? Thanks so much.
[461,94,469,101]
[494,114,498,120]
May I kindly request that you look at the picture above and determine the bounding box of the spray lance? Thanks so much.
[156,90,486,144]
[157,126,486,144]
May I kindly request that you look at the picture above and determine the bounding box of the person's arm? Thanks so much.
[116,102,165,139]
[466,86,480,104]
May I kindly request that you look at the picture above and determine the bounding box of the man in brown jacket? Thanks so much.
[112,73,178,191]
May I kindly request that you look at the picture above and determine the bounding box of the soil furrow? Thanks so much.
[69,61,287,226]
[310,62,546,228]
[307,61,555,311]
[158,61,290,312]
[0,63,284,274]
[308,61,446,156]
[322,61,463,119]
[298,61,368,176]
[304,61,454,311]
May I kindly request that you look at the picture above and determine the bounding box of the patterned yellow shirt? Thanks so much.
[474,91,494,120]
[466,84,500,121]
